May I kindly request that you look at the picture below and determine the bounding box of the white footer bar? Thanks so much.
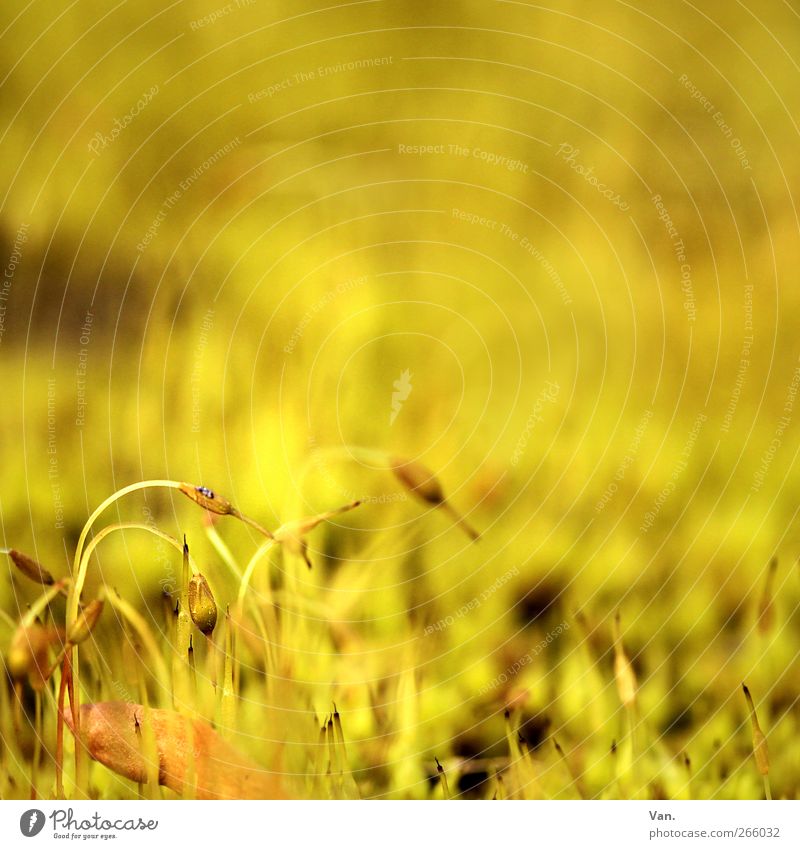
[2,800,797,848]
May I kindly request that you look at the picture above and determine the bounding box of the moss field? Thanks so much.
[0,0,798,800]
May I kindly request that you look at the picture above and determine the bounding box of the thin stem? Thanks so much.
[294,444,389,513]
[627,707,640,800]
[326,716,338,795]
[20,580,70,631]
[104,589,171,693]
[173,540,193,713]
[312,719,327,798]
[609,740,621,800]
[203,520,242,580]
[233,539,278,686]
[31,690,42,799]
[554,738,585,799]
[66,648,87,796]
[204,633,217,701]
[683,754,693,800]
[86,522,199,574]
[436,757,451,800]
[188,636,197,696]
[0,654,8,783]
[74,522,200,687]
[219,609,236,737]
[55,654,69,798]
[237,539,277,611]
[233,510,276,540]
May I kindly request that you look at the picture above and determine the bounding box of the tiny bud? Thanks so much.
[742,683,770,777]
[188,573,218,635]
[434,756,451,799]
[8,624,53,690]
[613,613,637,707]
[8,628,35,681]
[179,483,274,540]
[8,549,54,585]
[68,599,104,645]
[390,457,444,505]
[390,457,479,540]
[179,483,235,516]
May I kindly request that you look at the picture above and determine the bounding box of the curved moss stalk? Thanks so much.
[64,479,180,795]
[69,481,182,625]
[80,522,200,576]
[234,539,281,685]
[66,484,181,794]
[296,444,478,540]
[237,539,277,611]
[68,479,268,628]
[292,445,386,530]
[20,579,70,630]
[203,517,243,580]
[65,479,264,791]
[104,589,171,693]
[236,540,278,634]
[297,444,388,488]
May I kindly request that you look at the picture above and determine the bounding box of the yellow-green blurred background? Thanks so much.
[1,0,799,798]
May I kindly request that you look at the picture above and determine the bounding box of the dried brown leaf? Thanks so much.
[67,701,287,799]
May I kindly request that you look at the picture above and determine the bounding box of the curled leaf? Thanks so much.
[67,701,287,799]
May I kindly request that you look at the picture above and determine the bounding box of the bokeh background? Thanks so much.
[1,0,799,799]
